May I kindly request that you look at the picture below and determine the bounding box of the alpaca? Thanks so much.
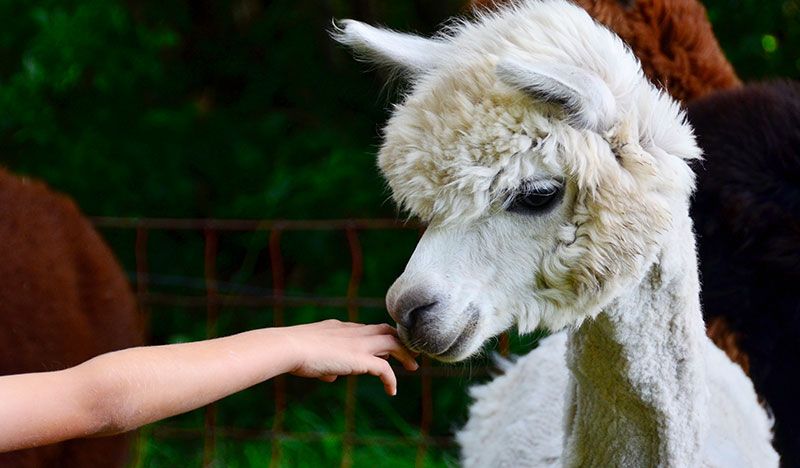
[468,1,799,463]
[468,0,749,370]
[334,0,778,465]
[0,167,143,467]
[471,0,740,102]
[470,0,753,367]
[688,80,800,468]
[462,82,800,468]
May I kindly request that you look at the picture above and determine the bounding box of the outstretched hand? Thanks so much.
[0,319,418,453]
[283,320,418,395]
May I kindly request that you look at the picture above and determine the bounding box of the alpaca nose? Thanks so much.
[388,288,440,330]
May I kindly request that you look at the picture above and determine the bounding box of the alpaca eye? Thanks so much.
[507,185,563,215]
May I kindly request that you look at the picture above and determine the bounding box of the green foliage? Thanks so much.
[706,0,800,80]
[1,0,798,466]
[3,0,798,217]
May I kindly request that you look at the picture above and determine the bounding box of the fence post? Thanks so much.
[131,226,150,468]
[203,229,220,467]
[135,226,150,339]
[269,228,286,468]
[340,225,363,468]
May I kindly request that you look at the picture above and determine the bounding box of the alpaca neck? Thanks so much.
[563,213,709,468]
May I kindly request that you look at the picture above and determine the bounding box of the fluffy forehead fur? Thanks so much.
[377,0,698,226]
[472,0,741,102]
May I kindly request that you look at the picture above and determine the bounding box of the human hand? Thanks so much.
[280,320,418,395]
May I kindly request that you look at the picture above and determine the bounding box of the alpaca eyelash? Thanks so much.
[524,180,561,192]
[503,179,564,215]
[516,179,563,197]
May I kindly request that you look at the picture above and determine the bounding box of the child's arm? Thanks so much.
[0,320,417,453]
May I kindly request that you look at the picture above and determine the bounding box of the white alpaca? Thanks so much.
[458,332,775,467]
[334,1,778,466]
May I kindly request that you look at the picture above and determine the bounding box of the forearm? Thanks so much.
[83,328,295,434]
[0,328,296,452]
[0,369,94,452]
[0,320,412,453]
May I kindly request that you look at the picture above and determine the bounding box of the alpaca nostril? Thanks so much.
[387,287,443,329]
[403,301,439,330]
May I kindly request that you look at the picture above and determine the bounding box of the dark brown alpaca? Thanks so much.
[0,167,143,467]
[687,81,800,467]
[470,0,740,102]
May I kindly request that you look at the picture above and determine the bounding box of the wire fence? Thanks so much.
[92,218,512,468]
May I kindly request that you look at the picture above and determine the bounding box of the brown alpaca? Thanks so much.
[0,167,143,467]
[470,0,740,102]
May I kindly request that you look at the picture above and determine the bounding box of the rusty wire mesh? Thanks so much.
[93,217,515,467]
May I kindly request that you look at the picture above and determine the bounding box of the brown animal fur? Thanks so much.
[0,167,143,467]
[706,316,750,375]
[470,0,740,102]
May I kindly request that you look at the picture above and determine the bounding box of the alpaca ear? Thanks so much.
[333,20,449,74]
[497,58,616,132]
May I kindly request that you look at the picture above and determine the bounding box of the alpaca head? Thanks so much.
[336,0,701,361]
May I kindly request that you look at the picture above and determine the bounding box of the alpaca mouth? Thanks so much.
[435,312,479,361]
[400,305,480,362]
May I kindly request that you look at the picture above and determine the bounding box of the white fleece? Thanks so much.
[459,333,778,468]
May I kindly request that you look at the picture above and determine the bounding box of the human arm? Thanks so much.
[0,320,417,452]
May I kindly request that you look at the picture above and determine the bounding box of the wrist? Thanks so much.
[252,327,303,375]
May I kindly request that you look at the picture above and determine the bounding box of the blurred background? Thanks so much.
[1,0,798,466]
